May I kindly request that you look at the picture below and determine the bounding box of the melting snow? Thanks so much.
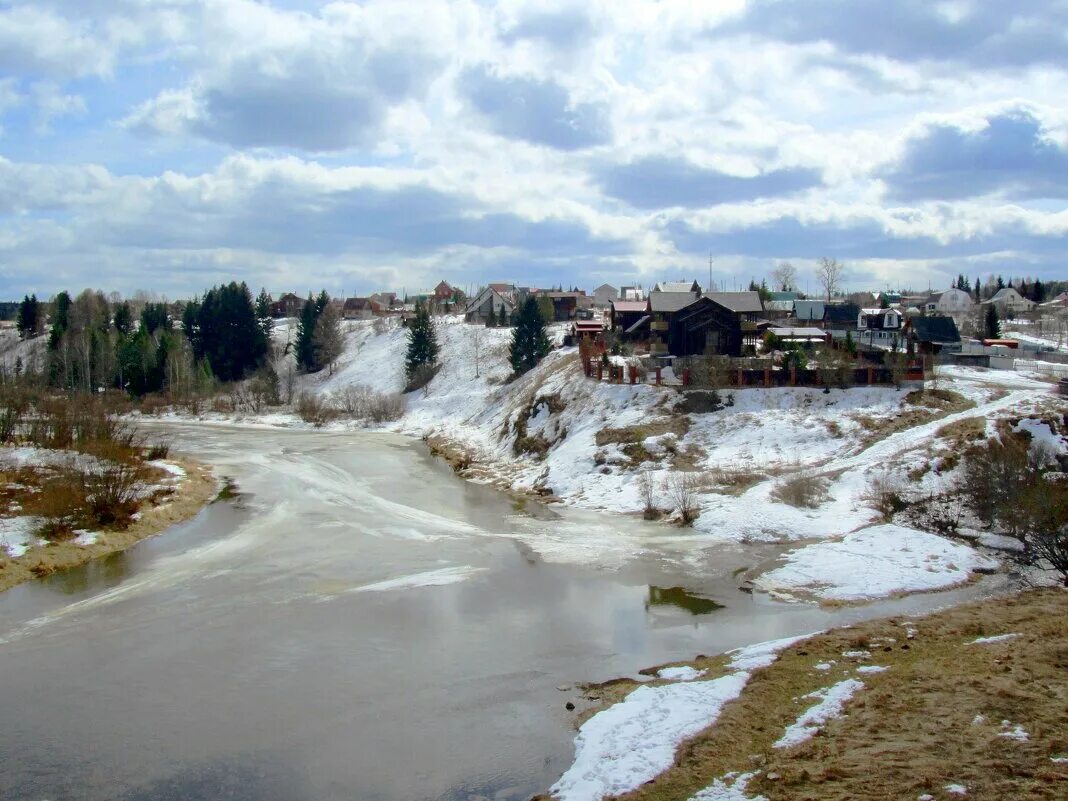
[752,524,998,601]
[945,783,968,795]
[550,633,815,801]
[997,722,1029,742]
[657,666,706,682]
[856,665,888,674]
[773,679,864,749]
[969,633,1020,645]
[688,771,767,801]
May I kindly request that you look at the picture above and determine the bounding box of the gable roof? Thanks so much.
[653,280,701,294]
[594,283,618,293]
[704,291,763,313]
[650,291,702,313]
[823,303,860,324]
[611,300,650,313]
[793,299,825,320]
[767,291,799,301]
[910,316,961,343]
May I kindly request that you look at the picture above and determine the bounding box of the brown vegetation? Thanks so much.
[771,472,830,508]
[556,589,1068,801]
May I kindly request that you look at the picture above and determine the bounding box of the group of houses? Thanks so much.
[263,276,1064,367]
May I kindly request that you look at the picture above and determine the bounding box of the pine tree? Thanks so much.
[255,288,273,340]
[114,301,133,335]
[974,276,981,302]
[48,291,71,350]
[312,301,343,374]
[1033,279,1045,303]
[509,297,551,375]
[295,294,318,371]
[984,304,1001,339]
[16,294,39,339]
[405,303,439,384]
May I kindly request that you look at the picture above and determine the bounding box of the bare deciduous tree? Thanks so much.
[771,261,797,292]
[816,257,844,300]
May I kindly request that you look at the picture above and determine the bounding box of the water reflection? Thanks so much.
[41,551,132,595]
[646,585,725,616]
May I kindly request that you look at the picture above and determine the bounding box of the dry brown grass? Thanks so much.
[595,418,692,468]
[0,458,215,593]
[770,472,829,508]
[555,589,1068,801]
[851,389,976,448]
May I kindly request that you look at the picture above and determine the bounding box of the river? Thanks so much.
[0,424,1008,801]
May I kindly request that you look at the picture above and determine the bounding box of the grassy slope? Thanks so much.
[562,589,1067,801]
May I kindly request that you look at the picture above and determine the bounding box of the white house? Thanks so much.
[925,288,974,316]
[985,287,1036,316]
[858,307,902,331]
[464,286,515,323]
[592,284,619,307]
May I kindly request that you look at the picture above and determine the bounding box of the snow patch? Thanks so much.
[688,771,767,801]
[856,665,888,674]
[550,633,816,801]
[752,525,998,602]
[0,516,40,557]
[969,633,1020,645]
[997,722,1029,742]
[657,666,706,682]
[773,678,864,749]
[945,783,968,795]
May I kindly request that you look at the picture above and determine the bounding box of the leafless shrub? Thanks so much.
[296,392,340,426]
[30,460,145,539]
[664,471,701,525]
[405,363,440,395]
[331,385,406,423]
[862,473,908,520]
[637,470,659,519]
[771,472,829,508]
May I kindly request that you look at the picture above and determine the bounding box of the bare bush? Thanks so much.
[771,472,829,508]
[637,470,659,519]
[405,362,440,395]
[30,460,145,539]
[331,385,405,423]
[296,392,339,426]
[664,471,701,525]
[862,473,908,520]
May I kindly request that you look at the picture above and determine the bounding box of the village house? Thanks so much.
[793,300,825,324]
[652,280,701,295]
[342,297,384,320]
[270,292,304,318]
[592,284,619,307]
[464,285,516,323]
[610,299,651,340]
[619,285,644,302]
[823,303,860,330]
[908,315,961,355]
[984,287,1037,317]
[661,292,764,357]
[543,291,587,321]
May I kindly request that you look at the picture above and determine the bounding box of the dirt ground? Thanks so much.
[555,588,1068,801]
[0,458,216,593]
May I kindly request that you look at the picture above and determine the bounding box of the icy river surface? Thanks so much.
[0,424,1003,801]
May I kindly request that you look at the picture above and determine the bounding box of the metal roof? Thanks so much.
[704,291,764,313]
[649,292,700,313]
[611,300,650,313]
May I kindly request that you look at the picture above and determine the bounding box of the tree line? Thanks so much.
[10,284,345,397]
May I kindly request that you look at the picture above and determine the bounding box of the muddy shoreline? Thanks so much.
[0,458,216,594]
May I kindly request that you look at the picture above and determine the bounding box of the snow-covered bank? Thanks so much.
[140,317,1060,589]
[549,634,814,801]
[751,525,999,602]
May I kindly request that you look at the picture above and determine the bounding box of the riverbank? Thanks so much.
[545,587,1068,801]
[0,458,215,594]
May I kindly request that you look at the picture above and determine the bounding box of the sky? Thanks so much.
[1,0,1066,300]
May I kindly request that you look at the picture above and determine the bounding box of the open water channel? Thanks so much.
[0,424,1007,800]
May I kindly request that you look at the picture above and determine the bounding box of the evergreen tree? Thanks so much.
[536,294,554,324]
[405,303,439,382]
[974,276,981,302]
[996,275,1005,291]
[1031,280,1044,303]
[312,301,343,374]
[255,288,274,340]
[16,294,39,339]
[48,291,71,350]
[509,297,551,375]
[984,304,1001,339]
[189,282,268,382]
[114,301,133,335]
[295,294,319,371]
[140,302,171,335]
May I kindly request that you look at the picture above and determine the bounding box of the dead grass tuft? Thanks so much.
[770,472,830,508]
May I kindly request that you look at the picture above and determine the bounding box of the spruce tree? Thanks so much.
[984,304,1001,339]
[509,297,551,375]
[295,294,318,371]
[16,294,38,339]
[49,291,71,350]
[405,303,439,383]
[255,288,274,340]
[114,301,133,335]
